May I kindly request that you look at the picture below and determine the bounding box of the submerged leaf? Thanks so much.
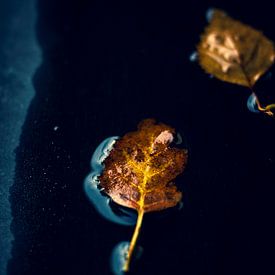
[100,119,188,271]
[196,9,275,116]
[197,9,275,87]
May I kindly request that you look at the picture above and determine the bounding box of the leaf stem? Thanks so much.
[123,209,144,272]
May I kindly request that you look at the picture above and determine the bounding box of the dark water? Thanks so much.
[2,0,275,274]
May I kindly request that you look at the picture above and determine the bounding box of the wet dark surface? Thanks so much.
[5,0,275,274]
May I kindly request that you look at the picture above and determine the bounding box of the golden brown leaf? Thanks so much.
[196,9,275,116]
[197,9,275,87]
[100,119,188,271]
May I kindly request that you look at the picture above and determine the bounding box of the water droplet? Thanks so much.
[206,8,215,22]
[110,242,129,275]
[91,136,119,172]
[84,136,137,226]
[247,93,260,113]
[178,201,184,210]
[175,133,182,145]
[110,242,143,275]
[189,51,198,62]
[263,71,272,81]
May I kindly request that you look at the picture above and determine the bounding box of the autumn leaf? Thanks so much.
[196,8,275,116]
[100,119,188,272]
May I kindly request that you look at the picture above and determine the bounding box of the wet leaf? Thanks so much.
[100,119,188,271]
[197,9,275,87]
[196,9,275,116]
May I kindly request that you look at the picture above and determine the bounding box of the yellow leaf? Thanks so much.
[100,119,188,272]
[196,9,275,116]
[198,9,275,87]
